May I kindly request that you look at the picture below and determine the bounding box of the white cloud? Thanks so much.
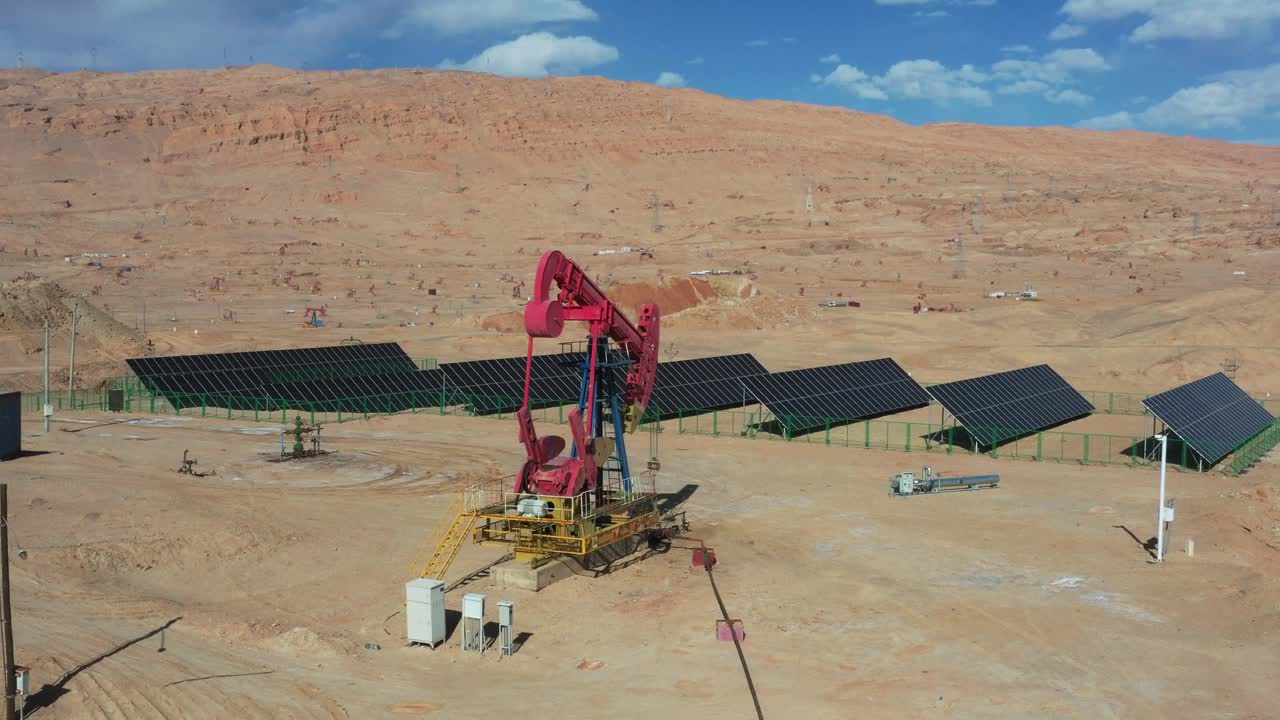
[816,59,989,106]
[1046,88,1093,105]
[1048,22,1086,40]
[686,56,704,65]
[1076,63,1280,132]
[820,53,842,64]
[915,10,950,16]
[993,47,1109,85]
[0,0,378,71]
[439,32,617,77]
[1139,64,1280,128]
[1001,44,1035,53]
[783,36,798,43]
[655,71,686,88]
[398,0,597,34]
[746,39,769,47]
[880,59,992,105]
[815,64,889,100]
[1076,111,1136,130]
[874,0,932,4]
[1061,0,1280,42]
[998,79,1050,94]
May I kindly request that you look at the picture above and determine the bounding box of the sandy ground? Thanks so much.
[1,409,1277,719]
[0,66,1278,718]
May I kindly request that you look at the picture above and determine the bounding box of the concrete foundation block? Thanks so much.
[493,557,578,592]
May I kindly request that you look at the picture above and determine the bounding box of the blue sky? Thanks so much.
[4,1,1280,144]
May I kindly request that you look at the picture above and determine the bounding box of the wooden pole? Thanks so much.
[1,484,17,720]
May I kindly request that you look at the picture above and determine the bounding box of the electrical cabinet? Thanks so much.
[406,579,445,647]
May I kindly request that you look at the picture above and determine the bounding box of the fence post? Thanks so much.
[1036,432,1043,461]
[201,394,207,417]
[946,426,954,455]
[713,410,719,437]
[1083,434,1090,465]
[825,420,831,446]
[1130,438,1138,466]
[864,421,871,449]
[905,422,912,452]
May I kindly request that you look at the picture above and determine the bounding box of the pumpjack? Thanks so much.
[516,250,660,501]
[412,250,664,580]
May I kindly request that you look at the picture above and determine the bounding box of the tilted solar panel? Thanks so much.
[742,359,930,435]
[927,364,1094,449]
[262,369,448,414]
[439,353,584,413]
[643,354,768,418]
[1142,373,1274,466]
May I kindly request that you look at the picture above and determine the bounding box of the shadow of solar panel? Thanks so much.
[742,359,929,435]
[927,364,1094,450]
[1142,373,1275,467]
[643,354,769,418]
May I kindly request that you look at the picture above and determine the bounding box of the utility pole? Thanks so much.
[41,321,49,433]
[1,484,16,720]
[69,303,79,404]
[1153,435,1169,563]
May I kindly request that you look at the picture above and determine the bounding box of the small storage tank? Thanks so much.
[0,391,19,461]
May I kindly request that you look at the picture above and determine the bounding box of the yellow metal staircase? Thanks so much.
[410,491,476,580]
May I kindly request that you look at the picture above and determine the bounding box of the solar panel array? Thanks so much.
[263,369,447,414]
[741,359,930,434]
[128,343,415,394]
[643,354,768,418]
[927,364,1095,448]
[1142,373,1275,466]
[438,353,586,413]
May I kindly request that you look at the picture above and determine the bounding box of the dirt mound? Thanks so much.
[0,280,142,344]
[607,277,716,317]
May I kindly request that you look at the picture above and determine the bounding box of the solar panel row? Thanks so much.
[926,364,1095,448]
[642,354,768,418]
[1142,372,1275,466]
[128,343,414,383]
[740,358,931,434]
[262,369,448,414]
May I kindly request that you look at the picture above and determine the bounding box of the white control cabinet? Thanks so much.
[406,579,446,647]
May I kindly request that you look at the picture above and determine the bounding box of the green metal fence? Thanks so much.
[18,379,1280,474]
[671,407,1273,474]
[1231,420,1280,474]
